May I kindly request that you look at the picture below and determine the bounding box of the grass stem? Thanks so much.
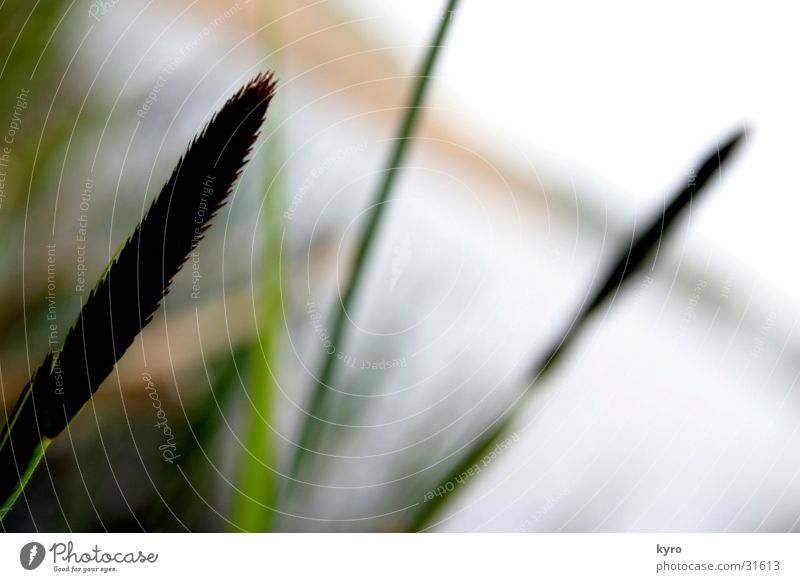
[408,129,746,531]
[285,0,461,485]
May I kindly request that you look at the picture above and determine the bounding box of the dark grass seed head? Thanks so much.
[0,73,277,514]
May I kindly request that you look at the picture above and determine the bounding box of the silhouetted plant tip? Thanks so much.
[531,128,746,381]
[408,127,747,531]
[0,72,277,519]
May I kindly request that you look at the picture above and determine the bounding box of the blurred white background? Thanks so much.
[4,0,800,532]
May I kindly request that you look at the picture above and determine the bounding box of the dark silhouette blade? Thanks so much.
[0,72,277,518]
[531,129,745,378]
[409,128,746,531]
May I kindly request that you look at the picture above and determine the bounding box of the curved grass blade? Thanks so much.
[0,73,277,519]
[409,128,746,530]
[285,0,461,492]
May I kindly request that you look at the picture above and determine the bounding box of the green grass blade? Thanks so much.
[287,0,461,485]
[408,129,746,530]
[229,115,285,532]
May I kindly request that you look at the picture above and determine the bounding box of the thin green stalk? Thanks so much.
[229,113,285,532]
[408,129,746,531]
[286,0,460,480]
